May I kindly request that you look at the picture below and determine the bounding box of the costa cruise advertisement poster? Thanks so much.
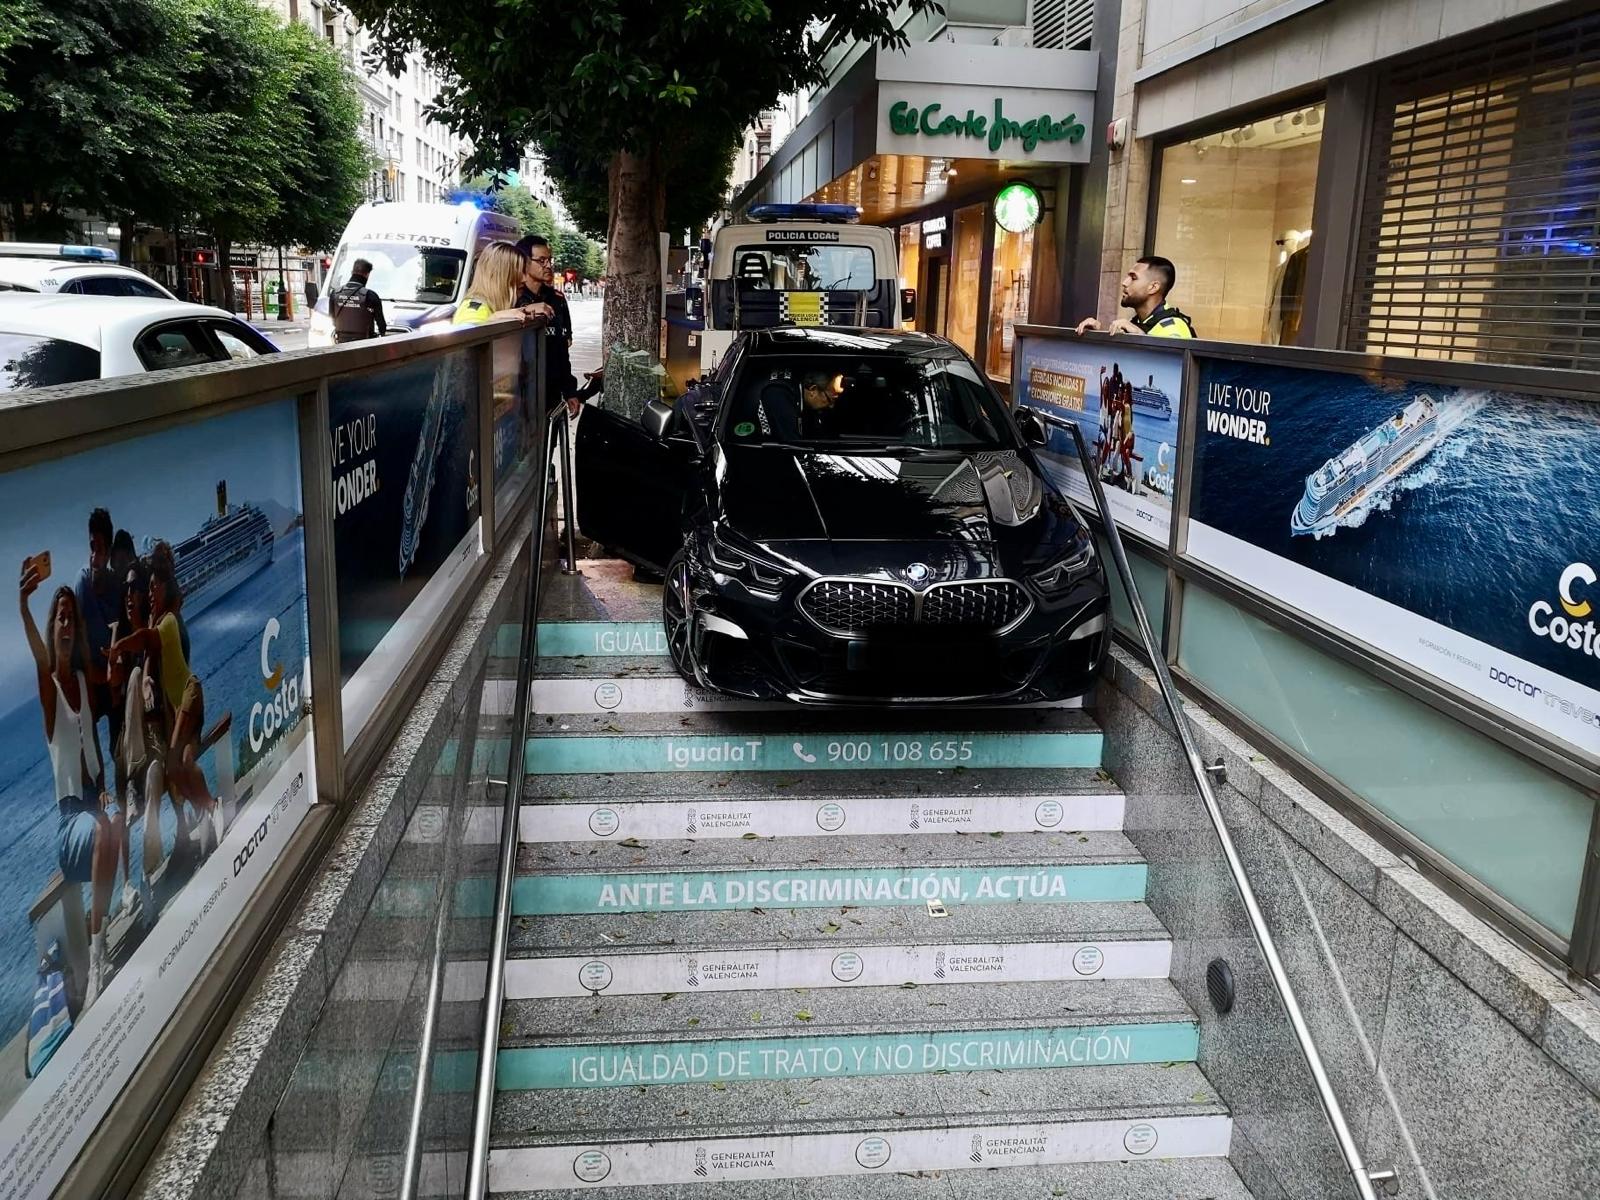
[1186,355,1600,759]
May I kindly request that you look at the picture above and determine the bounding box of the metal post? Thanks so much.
[297,381,346,806]
[465,407,564,1199]
[558,413,578,575]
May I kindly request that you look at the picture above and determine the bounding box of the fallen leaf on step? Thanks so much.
[675,1109,691,1117]
[989,831,1004,838]
[741,832,761,839]
[977,1087,991,1096]
[794,1010,814,1021]
[660,992,678,1001]
[750,1010,762,1022]
[752,906,766,914]
[618,837,647,848]
[900,981,919,990]
[687,1017,700,1026]
[1078,835,1089,843]
[711,1081,727,1091]
[819,921,841,934]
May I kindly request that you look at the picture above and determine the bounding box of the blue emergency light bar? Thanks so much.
[747,203,861,224]
[0,242,117,262]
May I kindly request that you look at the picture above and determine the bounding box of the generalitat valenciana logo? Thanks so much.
[1528,563,1599,658]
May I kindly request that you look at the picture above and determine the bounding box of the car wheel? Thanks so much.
[662,549,696,681]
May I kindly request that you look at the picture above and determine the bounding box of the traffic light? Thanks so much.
[192,249,214,265]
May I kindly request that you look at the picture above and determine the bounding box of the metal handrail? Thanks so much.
[464,406,576,1198]
[1037,410,1384,1200]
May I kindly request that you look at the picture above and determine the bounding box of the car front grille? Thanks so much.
[799,578,1030,636]
[920,580,1031,629]
[800,580,916,634]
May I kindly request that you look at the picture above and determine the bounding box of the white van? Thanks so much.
[309,200,522,346]
[701,203,908,373]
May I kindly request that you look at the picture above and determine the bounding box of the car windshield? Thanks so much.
[733,244,876,291]
[726,350,1014,450]
[0,332,100,391]
[327,242,467,305]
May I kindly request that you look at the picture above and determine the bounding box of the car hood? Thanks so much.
[717,444,1085,578]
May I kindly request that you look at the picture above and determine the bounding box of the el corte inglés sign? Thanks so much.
[888,98,1086,155]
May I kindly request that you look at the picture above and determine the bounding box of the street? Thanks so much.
[261,294,601,371]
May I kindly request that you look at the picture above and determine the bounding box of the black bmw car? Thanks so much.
[572,327,1109,704]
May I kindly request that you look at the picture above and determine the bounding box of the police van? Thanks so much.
[309,200,522,346]
[700,203,909,373]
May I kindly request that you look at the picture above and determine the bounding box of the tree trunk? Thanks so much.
[602,148,666,356]
[118,214,135,268]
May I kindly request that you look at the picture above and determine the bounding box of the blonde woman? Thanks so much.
[454,241,553,327]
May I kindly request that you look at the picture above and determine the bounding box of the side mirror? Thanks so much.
[1016,407,1050,447]
[305,281,320,304]
[900,287,918,324]
[641,397,674,440]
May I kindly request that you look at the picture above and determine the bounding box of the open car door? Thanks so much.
[571,403,693,572]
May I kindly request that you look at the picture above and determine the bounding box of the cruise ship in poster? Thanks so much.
[170,481,276,615]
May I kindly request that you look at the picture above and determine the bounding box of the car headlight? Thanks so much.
[706,524,794,593]
[1030,529,1095,593]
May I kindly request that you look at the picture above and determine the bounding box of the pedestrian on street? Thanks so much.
[329,258,388,342]
[454,241,551,327]
[1074,256,1196,339]
[516,234,580,414]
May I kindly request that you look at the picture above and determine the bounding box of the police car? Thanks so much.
[700,203,911,374]
[0,294,278,392]
[0,243,177,299]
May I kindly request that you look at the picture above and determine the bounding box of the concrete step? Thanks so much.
[511,899,1167,956]
[488,1065,1232,1193]
[496,978,1197,1102]
[515,830,1147,916]
[507,901,1172,999]
[520,790,1122,843]
[492,1156,1254,1199]
[527,655,1090,715]
[526,764,1115,802]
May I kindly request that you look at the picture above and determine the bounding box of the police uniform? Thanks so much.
[1134,303,1196,339]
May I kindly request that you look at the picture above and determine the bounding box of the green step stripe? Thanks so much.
[495,1022,1199,1090]
[372,861,1147,922]
[514,863,1146,915]
[525,731,1101,775]
[535,621,667,657]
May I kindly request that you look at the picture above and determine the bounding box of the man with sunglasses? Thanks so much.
[516,234,579,413]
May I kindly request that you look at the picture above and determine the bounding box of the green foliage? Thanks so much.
[262,21,373,249]
[0,0,372,248]
[554,229,590,274]
[462,174,558,242]
[583,240,607,282]
[0,0,192,234]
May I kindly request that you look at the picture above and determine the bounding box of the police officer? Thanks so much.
[1075,255,1196,339]
[330,258,388,343]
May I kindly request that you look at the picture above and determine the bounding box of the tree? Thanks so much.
[554,229,591,278]
[0,0,372,277]
[261,21,373,253]
[462,174,558,242]
[583,240,607,283]
[344,0,932,352]
[0,0,192,239]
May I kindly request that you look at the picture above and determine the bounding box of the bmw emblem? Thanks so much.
[905,562,931,585]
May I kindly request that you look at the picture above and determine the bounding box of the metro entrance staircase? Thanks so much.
[476,562,1255,1198]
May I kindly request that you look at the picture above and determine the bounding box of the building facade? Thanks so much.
[262,0,472,207]
[734,0,1598,374]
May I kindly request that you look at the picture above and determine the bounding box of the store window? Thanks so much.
[1152,101,1323,345]
[898,224,920,329]
[985,223,1034,381]
[948,202,985,357]
[1351,13,1600,371]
